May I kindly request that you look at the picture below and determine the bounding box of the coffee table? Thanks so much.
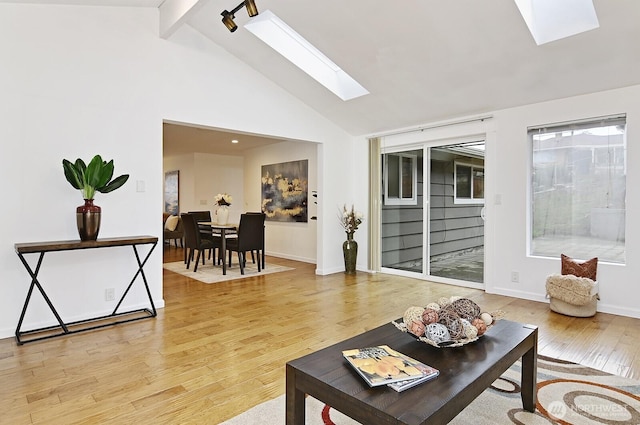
[286,319,537,425]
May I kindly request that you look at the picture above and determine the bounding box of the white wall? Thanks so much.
[244,141,318,263]
[354,85,640,318]
[164,152,245,223]
[194,153,244,223]
[487,85,640,318]
[0,4,354,338]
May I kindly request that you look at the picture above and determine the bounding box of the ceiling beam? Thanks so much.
[159,0,206,39]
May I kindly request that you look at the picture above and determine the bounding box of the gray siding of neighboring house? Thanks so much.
[430,160,484,258]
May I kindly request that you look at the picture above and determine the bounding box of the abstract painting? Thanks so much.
[164,170,179,215]
[261,160,308,222]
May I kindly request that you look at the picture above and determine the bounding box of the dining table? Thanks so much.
[200,222,237,275]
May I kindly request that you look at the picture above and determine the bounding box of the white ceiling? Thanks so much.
[7,0,640,153]
[162,122,289,156]
[2,0,164,6]
[193,0,640,136]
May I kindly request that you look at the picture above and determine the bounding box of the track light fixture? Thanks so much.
[221,0,259,33]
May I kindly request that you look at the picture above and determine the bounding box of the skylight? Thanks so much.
[244,10,369,101]
[514,0,599,45]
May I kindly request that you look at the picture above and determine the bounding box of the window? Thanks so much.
[454,162,484,204]
[530,115,626,263]
[384,153,417,205]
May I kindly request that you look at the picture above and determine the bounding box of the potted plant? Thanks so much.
[62,155,129,241]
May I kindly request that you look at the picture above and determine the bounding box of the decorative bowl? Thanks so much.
[392,296,505,348]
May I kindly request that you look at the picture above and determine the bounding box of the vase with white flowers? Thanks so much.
[339,204,364,274]
[215,193,233,225]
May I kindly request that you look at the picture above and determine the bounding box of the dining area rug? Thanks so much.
[220,355,640,424]
[163,260,293,284]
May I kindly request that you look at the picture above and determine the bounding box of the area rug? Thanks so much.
[220,355,640,424]
[163,260,293,284]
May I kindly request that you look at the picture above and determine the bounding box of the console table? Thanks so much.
[14,236,158,344]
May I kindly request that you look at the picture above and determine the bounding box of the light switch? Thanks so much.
[136,180,145,192]
[200,199,207,205]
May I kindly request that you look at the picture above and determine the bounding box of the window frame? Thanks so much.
[528,114,627,264]
[453,161,485,205]
[384,152,418,206]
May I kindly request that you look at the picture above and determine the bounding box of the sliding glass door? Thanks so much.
[428,142,485,283]
[380,141,485,285]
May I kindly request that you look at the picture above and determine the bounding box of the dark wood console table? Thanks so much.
[14,236,158,344]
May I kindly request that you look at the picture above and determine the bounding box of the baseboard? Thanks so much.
[596,302,640,319]
[488,287,640,319]
[486,287,548,304]
[266,251,315,264]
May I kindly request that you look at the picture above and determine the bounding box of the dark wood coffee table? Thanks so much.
[286,319,537,425]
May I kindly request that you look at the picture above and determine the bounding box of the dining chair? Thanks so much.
[245,211,266,269]
[187,210,211,222]
[181,213,220,272]
[187,210,212,236]
[225,213,265,275]
[188,210,222,261]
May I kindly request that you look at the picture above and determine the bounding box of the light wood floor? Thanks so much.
[2,245,640,424]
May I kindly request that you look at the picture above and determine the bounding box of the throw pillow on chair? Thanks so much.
[560,254,597,280]
[164,215,179,231]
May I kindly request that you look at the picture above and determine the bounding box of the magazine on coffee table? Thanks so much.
[342,345,439,388]
[387,366,439,392]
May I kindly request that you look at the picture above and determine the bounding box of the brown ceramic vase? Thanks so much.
[77,199,101,241]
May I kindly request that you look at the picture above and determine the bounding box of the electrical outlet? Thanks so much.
[510,271,519,283]
[105,288,115,301]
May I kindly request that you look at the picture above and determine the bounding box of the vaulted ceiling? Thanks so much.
[186,0,640,136]
[7,0,640,150]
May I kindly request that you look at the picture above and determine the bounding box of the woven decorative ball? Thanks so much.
[425,302,441,312]
[449,298,482,322]
[408,320,426,337]
[425,323,450,344]
[403,306,425,327]
[480,312,493,326]
[472,318,487,336]
[449,295,463,303]
[461,319,478,339]
[422,308,439,325]
[437,297,451,308]
[437,309,464,340]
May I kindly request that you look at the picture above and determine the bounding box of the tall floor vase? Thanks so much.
[77,199,101,241]
[343,232,358,274]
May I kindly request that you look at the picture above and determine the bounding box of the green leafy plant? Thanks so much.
[62,155,129,200]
